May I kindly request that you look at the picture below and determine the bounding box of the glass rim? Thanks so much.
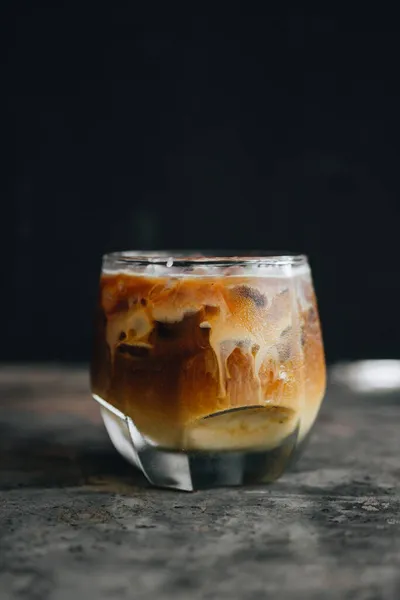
[103,251,308,269]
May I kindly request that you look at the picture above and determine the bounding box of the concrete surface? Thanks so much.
[0,365,399,600]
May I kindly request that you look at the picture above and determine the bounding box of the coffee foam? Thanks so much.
[103,261,311,279]
[104,267,311,279]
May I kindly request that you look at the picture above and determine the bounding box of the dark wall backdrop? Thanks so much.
[3,4,400,363]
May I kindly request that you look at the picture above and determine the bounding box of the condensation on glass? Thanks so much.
[91,252,326,490]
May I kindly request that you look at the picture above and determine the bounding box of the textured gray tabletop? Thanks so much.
[0,365,399,600]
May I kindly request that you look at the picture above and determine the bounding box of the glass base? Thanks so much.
[93,394,301,491]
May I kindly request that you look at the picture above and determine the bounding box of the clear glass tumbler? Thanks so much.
[91,252,326,490]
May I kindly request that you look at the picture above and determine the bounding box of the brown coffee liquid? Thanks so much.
[91,272,326,450]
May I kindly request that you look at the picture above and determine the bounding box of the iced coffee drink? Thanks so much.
[91,253,326,490]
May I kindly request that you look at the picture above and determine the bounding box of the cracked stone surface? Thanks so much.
[0,365,400,600]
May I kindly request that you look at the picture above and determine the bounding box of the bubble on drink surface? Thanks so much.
[166,257,174,268]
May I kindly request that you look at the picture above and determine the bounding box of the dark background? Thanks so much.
[3,4,400,364]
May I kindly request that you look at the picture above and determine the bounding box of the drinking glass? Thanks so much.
[91,252,326,490]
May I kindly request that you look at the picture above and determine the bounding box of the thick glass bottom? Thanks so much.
[93,394,302,491]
